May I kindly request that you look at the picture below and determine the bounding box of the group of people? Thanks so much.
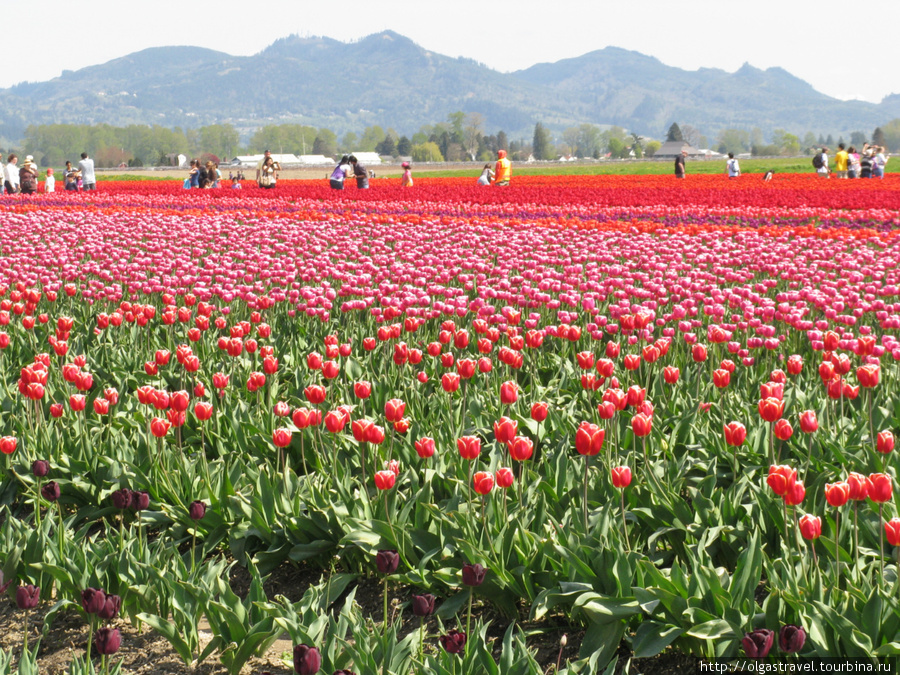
[820,143,888,178]
[476,149,512,186]
[329,155,374,189]
[3,152,95,194]
[185,158,224,189]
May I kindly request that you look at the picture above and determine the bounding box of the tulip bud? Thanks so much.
[461,563,486,586]
[412,593,436,617]
[189,500,207,520]
[375,549,399,575]
[293,644,322,675]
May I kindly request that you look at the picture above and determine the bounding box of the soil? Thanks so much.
[0,560,702,674]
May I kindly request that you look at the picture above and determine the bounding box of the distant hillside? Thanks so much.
[1,31,898,142]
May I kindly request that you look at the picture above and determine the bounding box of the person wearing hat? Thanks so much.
[4,154,19,194]
[18,156,39,194]
[492,149,511,186]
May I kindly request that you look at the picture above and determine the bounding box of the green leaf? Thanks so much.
[632,621,685,658]
[686,619,738,640]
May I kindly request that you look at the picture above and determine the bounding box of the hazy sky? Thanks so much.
[5,0,897,103]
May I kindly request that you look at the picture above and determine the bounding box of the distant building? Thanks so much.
[349,152,382,165]
[297,155,334,165]
[654,141,703,158]
[230,154,300,166]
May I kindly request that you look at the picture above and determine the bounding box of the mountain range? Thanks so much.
[1,31,897,143]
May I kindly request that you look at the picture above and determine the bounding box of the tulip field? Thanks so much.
[1,173,900,673]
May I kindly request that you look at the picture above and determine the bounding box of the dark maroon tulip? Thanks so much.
[188,500,206,520]
[111,488,132,510]
[742,629,774,658]
[41,481,60,502]
[412,593,436,617]
[332,671,356,675]
[16,585,40,609]
[130,490,150,511]
[375,550,399,575]
[31,460,50,477]
[293,644,322,674]
[81,587,106,615]
[94,627,121,655]
[779,624,806,654]
[461,563,486,587]
[440,630,467,654]
[98,594,122,621]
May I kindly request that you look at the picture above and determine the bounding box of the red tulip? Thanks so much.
[493,416,518,444]
[783,480,805,506]
[576,351,595,370]
[374,470,396,490]
[508,436,534,461]
[324,410,347,433]
[473,471,495,495]
[441,373,460,393]
[631,412,652,438]
[366,424,386,445]
[495,467,514,489]
[195,402,213,421]
[272,428,292,447]
[662,366,680,384]
[774,419,793,441]
[868,473,893,503]
[384,398,406,423]
[847,471,869,501]
[691,344,708,362]
[712,369,730,388]
[354,381,372,399]
[723,422,747,447]
[0,436,17,455]
[530,401,548,422]
[304,385,326,405]
[799,410,818,433]
[611,466,632,489]
[150,417,170,438]
[877,431,894,455]
[767,465,796,497]
[824,482,850,507]
[886,518,900,547]
[415,437,435,459]
[799,514,822,540]
[575,422,604,456]
[499,381,518,405]
[786,355,803,375]
[758,397,784,423]
[457,436,481,460]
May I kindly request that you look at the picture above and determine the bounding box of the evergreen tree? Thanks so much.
[396,136,412,156]
[873,127,886,146]
[375,134,396,156]
[666,123,684,142]
[497,131,508,152]
[532,122,553,160]
[825,134,834,145]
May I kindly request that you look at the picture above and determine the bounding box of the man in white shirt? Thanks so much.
[4,154,19,194]
[79,152,96,190]
[816,147,830,177]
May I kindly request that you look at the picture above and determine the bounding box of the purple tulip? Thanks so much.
[111,488,132,510]
[375,549,399,575]
[189,500,207,520]
[412,594,436,617]
[130,490,150,511]
[94,627,121,655]
[16,585,40,610]
[41,481,61,502]
[293,644,322,674]
[81,587,106,615]
[98,594,122,621]
[779,624,806,654]
[742,629,774,659]
[31,460,50,477]
[461,563,486,587]
[440,630,467,654]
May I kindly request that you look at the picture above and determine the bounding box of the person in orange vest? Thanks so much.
[492,149,511,186]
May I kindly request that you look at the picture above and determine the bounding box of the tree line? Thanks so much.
[8,115,900,169]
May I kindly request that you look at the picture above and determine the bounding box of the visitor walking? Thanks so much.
[726,153,740,178]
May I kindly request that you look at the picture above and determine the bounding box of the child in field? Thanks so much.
[44,168,55,193]
[401,162,413,187]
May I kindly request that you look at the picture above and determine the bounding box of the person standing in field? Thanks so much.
[873,146,888,178]
[44,167,55,193]
[726,153,740,178]
[814,147,830,177]
[64,161,80,191]
[847,146,861,178]
[4,154,19,194]
[329,155,351,190]
[348,155,369,189]
[18,156,39,194]
[79,152,96,190]
[674,149,686,179]
[834,143,849,179]
[492,149,511,186]
[400,161,413,187]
